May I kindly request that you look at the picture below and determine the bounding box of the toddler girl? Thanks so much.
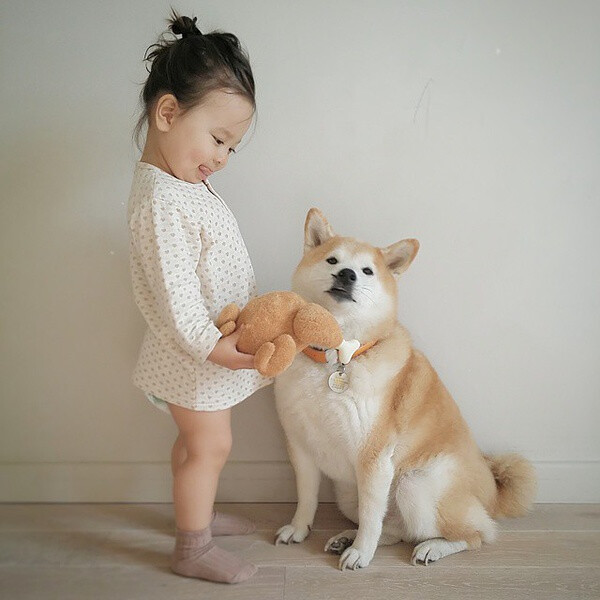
[127,9,273,584]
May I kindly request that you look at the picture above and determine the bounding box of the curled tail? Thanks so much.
[485,453,537,518]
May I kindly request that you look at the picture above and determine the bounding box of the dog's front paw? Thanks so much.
[275,523,311,545]
[339,544,374,571]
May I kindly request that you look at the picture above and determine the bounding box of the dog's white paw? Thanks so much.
[411,540,439,566]
[411,538,468,565]
[324,529,357,554]
[338,544,374,571]
[275,523,310,545]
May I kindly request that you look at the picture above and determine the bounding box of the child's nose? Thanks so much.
[215,148,229,168]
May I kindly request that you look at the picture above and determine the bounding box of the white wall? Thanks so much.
[1,0,598,502]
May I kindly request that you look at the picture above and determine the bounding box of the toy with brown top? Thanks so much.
[216,291,358,377]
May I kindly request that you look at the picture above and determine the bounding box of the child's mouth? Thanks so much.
[198,166,213,179]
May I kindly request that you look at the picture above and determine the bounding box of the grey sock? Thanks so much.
[211,511,256,536]
[170,526,257,584]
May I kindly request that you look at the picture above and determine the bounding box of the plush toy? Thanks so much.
[215,291,359,377]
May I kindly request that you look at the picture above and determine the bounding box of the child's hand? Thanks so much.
[207,326,255,370]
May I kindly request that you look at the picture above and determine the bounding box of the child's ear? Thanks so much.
[380,239,419,276]
[155,93,179,132]
[304,208,335,253]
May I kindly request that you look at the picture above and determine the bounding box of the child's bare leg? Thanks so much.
[169,404,231,530]
[171,434,186,477]
[167,403,256,583]
[170,419,255,536]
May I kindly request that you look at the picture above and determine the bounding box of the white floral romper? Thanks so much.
[127,161,273,412]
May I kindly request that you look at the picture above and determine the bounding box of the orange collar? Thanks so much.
[302,340,378,364]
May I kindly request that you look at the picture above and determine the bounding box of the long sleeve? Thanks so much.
[129,194,222,365]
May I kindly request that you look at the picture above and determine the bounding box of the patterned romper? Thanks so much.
[127,161,273,412]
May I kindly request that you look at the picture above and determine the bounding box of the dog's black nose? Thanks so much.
[335,268,356,285]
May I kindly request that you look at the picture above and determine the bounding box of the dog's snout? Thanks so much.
[336,268,357,285]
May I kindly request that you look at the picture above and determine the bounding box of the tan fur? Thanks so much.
[361,341,534,542]
[484,453,538,518]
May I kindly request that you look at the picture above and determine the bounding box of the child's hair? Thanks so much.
[132,7,256,152]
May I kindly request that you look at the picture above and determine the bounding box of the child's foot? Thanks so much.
[211,511,256,536]
[171,527,257,584]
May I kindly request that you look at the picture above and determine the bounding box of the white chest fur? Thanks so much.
[274,340,406,483]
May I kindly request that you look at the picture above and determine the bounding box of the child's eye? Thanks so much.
[363,267,373,275]
[213,135,236,154]
[326,257,338,265]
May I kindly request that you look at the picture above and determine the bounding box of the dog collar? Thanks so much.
[302,340,378,364]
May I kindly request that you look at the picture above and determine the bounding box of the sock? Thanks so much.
[211,511,256,536]
[170,526,257,584]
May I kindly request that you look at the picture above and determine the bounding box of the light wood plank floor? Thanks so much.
[0,503,598,599]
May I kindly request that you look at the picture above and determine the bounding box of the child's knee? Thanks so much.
[185,431,232,464]
[215,431,233,461]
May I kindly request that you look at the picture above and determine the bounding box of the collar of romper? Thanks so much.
[302,340,378,364]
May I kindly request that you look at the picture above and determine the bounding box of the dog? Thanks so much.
[273,208,536,570]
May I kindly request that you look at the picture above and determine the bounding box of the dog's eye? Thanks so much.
[363,267,373,275]
[326,257,338,265]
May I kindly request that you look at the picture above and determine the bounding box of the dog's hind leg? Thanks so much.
[325,529,356,554]
[326,482,359,555]
[411,534,480,565]
[411,494,497,566]
[328,481,400,554]
[326,528,402,555]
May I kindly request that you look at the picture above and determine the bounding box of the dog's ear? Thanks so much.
[380,239,419,276]
[304,208,335,253]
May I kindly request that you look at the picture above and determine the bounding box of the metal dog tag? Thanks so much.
[328,363,349,393]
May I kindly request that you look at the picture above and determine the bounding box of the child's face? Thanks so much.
[153,89,254,184]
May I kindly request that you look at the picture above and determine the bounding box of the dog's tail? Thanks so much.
[484,453,537,518]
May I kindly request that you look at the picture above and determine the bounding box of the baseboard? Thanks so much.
[0,461,598,503]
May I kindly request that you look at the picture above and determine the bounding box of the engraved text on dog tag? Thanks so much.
[328,364,349,393]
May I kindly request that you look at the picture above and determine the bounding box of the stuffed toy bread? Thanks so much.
[215,291,359,377]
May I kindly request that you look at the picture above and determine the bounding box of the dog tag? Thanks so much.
[328,364,349,393]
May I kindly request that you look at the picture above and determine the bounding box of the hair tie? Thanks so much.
[173,15,202,39]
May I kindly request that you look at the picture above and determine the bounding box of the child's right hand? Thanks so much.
[207,326,255,370]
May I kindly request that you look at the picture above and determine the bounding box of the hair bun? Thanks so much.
[171,15,202,39]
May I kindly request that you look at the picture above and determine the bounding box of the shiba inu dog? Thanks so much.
[274,208,536,570]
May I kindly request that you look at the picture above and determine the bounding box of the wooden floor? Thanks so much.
[0,503,598,599]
